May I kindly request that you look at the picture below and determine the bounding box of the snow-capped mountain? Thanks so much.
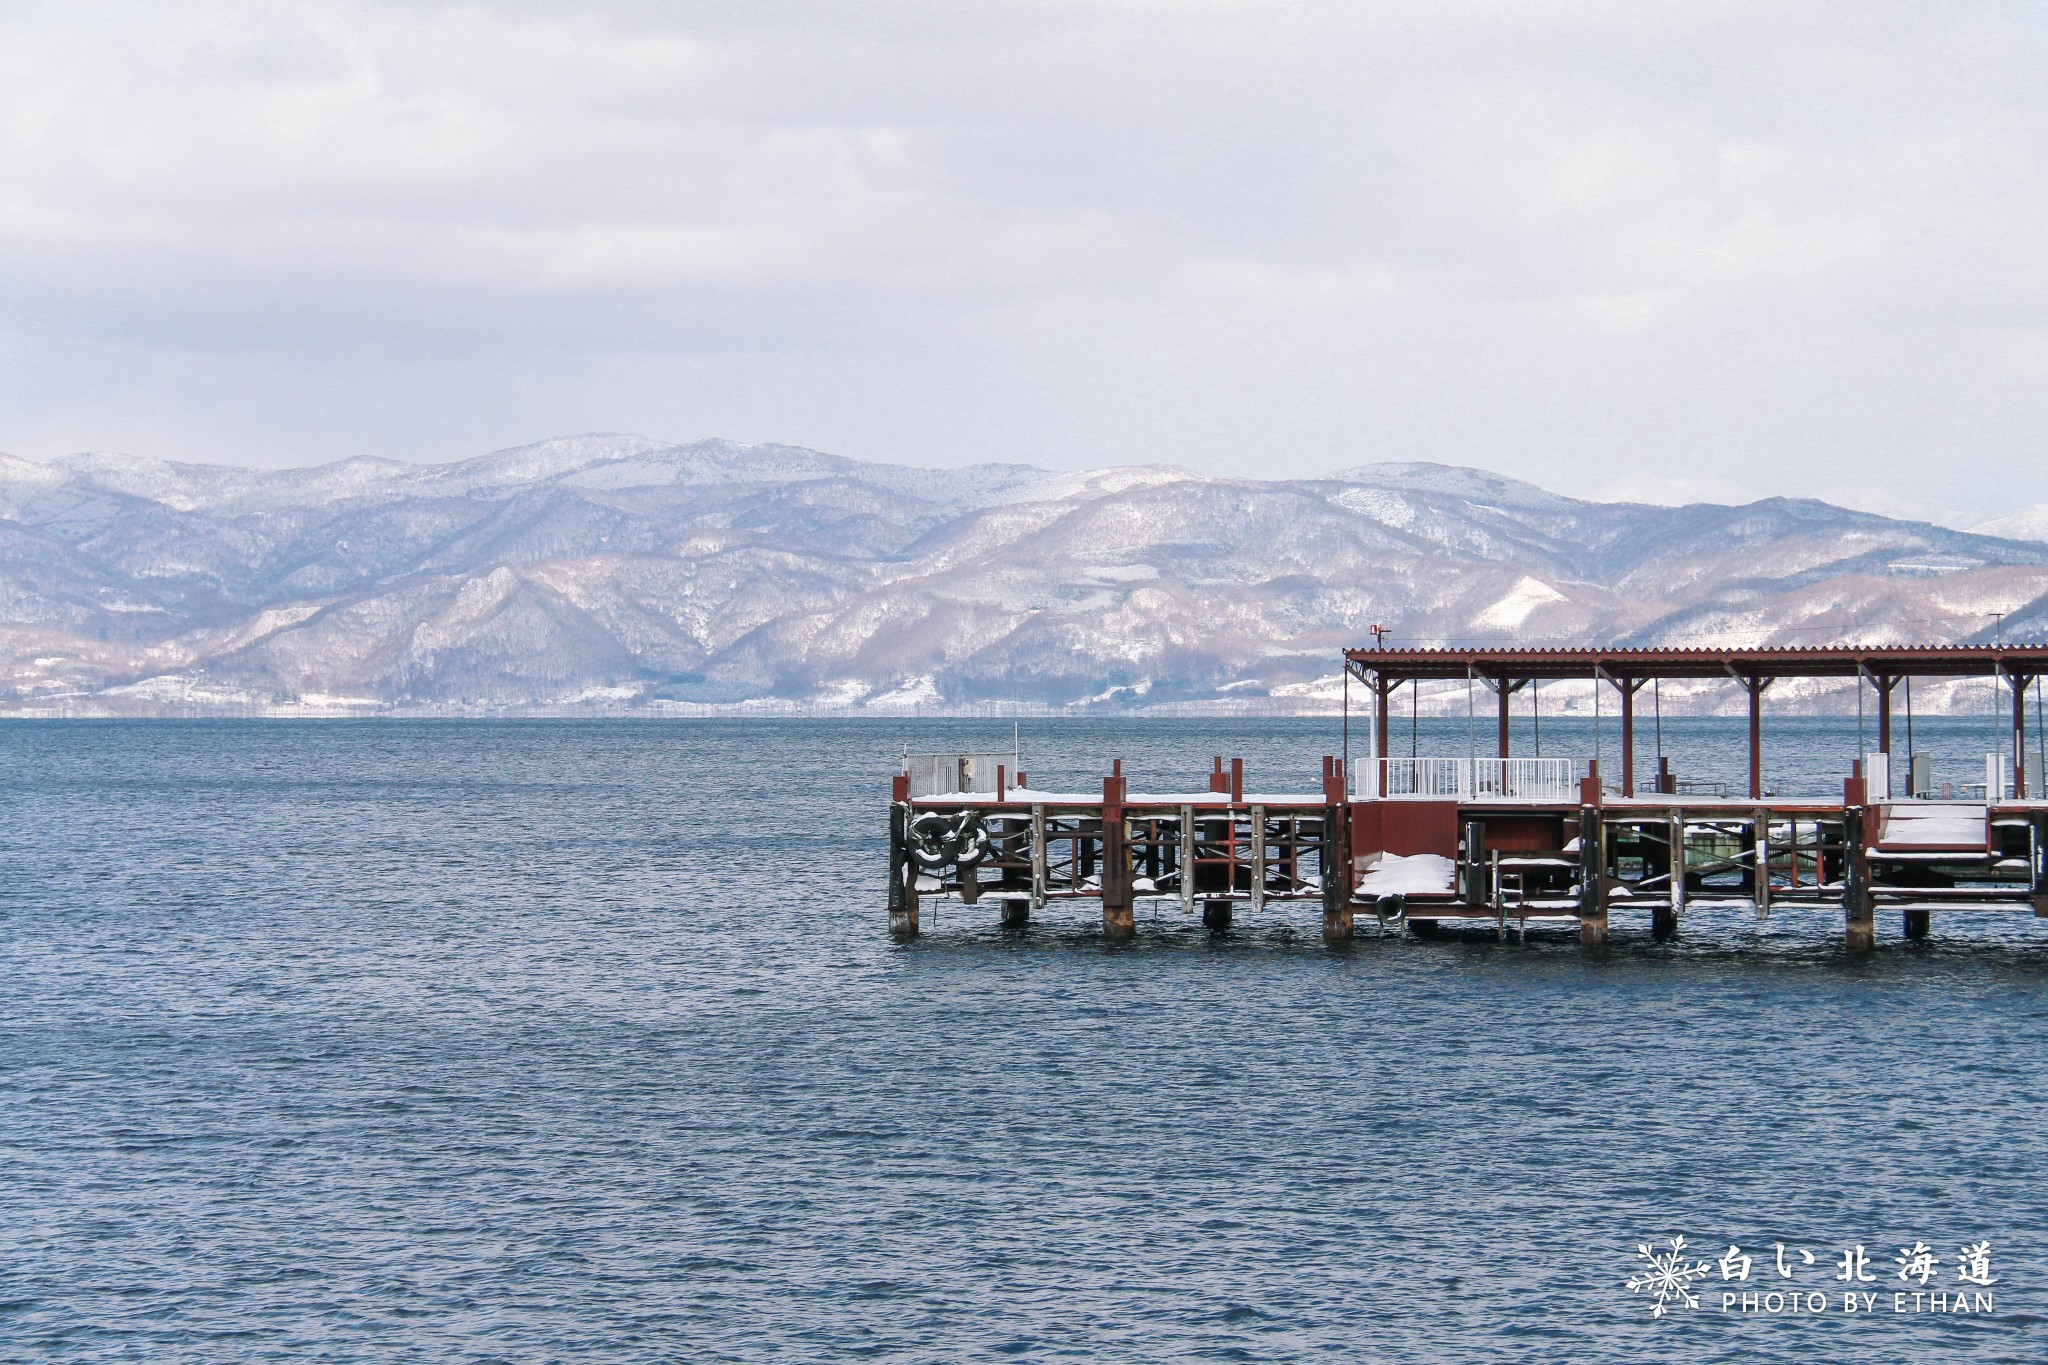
[3,434,2047,714]
[1974,502,2048,544]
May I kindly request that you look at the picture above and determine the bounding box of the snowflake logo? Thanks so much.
[1627,1236,1714,1317]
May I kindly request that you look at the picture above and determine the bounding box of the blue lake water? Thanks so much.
[1,718,2043,1362]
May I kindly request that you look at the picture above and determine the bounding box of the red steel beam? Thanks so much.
[1342,644,2048,682]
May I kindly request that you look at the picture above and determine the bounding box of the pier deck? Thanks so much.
[891,777,2048,946]
[886,645,2048,947]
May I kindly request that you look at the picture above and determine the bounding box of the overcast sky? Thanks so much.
[1,1,2043,517]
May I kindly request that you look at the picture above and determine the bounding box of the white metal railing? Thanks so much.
[1875,752,2045,801]
[904,751,1018,798]
[1983,753,2042,801]
[1376,756,1583,802]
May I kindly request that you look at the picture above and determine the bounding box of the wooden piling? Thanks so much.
[1903,909,1929,940]
[1203,898,1232,932]
[1844,805,1875,951]
[1322,901,1353,945]
[2033,813,2048,917]
[1103,901,1135,940]
[1579,805,1608,946]
[1102,770,1134,941]
[1322,800,1353,945]
[887,799,919,939]
[1654,815,1681,940]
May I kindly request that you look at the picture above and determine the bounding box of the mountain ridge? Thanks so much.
[3,434,2047,715]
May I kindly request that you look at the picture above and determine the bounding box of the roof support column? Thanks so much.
[1860,667,1902,796]
[1745,677,1772,800]
[1615,678,1649,796]
[1597,668,1648,796]
[2011,669,2030,798]
[1497,675,1511,760]
[1373,674,1394,798]
[1874,674,1894,755]
[1620,679,1634,796]
[1726,666,1774,801]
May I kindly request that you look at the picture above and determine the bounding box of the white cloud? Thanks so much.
[0,0,2043,520]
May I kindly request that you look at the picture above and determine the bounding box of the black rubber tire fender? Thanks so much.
[908,812,956,868]
[952,813,991,867]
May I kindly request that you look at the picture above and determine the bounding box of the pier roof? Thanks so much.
[1341,644,2048,682]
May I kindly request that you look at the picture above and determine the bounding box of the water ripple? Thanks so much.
[0,718,2042,1362]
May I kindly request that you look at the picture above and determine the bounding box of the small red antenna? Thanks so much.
[1369,623,1391,650]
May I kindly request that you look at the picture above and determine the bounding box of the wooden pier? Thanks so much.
[886,645,2048,947]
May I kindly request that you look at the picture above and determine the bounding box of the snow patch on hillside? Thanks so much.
[1475,576,1568,629]
[869,675,941,707]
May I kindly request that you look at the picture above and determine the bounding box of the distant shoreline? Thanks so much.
[1,698,2030,722]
